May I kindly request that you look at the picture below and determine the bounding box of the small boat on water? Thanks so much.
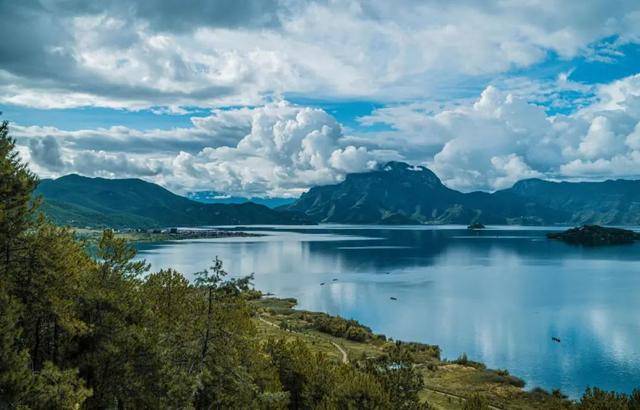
[320,282,325,286]
[390,297,397,301]
[552,337,561,343]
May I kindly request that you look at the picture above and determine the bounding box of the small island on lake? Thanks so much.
[547,225,640,246]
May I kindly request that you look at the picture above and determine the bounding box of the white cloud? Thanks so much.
[13,101,390,196]
[577,116,620,159]
[357,74,640,191]
[15,73,640,195]
[490,154,543,190]
[625,122,640,150]
[3,1,640,109]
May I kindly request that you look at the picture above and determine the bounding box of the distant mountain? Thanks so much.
[286,161,640,225]
[504,178,640,225]
[186,191,296,209]
[36,174,311,228]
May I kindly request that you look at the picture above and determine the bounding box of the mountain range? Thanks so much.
[36,174,310,228]
[186,191,295,208]
[36,163,640,228]
[285,161,640,225]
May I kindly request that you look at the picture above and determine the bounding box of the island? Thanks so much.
[547,225,640,246]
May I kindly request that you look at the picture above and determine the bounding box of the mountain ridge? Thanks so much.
[36,174,311,228]
[286,162,640,225]
[37,165,640,228]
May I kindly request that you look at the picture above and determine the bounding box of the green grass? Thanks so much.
[251,297,571,410]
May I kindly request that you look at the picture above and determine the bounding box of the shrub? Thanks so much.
[479,370,525,388]
[453,353,486,369]
[306,313,375,342]
[577,387,629,409]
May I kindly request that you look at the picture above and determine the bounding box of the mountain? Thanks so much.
[36,174,311,228]
[286,161,640,225]
[504,178,640,225]
[186,191,296,209]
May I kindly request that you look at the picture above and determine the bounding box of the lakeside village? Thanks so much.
[106,227,263,241]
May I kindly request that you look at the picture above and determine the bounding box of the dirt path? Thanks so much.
[258,315,504,408]
[258,315,279,328]
[330,340,349,364]
[257,315,349,364]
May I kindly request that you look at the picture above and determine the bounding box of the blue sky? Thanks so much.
[3,1,640,196]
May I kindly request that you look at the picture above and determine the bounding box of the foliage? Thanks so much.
[299,311,377,342]
[462,394,489,410]
[477,369,525,388]
[577,387,640,410]
[264,337,420,409]
[385,341,440,362]
[358,342,429,409]
[453,352,486,369]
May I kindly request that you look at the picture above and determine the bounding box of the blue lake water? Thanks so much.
[135,225,640,397]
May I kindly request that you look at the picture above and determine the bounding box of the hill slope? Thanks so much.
[286,161,640,225]
[36,174,311,228]
[504,178,640,225]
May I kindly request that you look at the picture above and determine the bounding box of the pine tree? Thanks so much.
[0,121,91,408]
[0,285,32,407]
[76,229,157,408]
[0,120,38,279]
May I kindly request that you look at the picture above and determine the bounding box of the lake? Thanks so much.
[135,225,640,397]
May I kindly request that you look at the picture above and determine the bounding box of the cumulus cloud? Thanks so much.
[13,101,387,196]
[490,154,543,190]
[2,1,640,109]
[577,116,620,159]
[166,103,385,196]
[28,136,66,171]
[358,74,640,191]
[10,71,640,195]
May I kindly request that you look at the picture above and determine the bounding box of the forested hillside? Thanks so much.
[36,175,310,228]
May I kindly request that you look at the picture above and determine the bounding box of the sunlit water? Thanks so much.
[135,225,640,397]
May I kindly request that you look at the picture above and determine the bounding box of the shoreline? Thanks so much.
[251,295,573,409]
[74,227,264,244]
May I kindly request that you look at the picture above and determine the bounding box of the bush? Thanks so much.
[453,353,486,369]
[390,341,441,361]
[242,288,263,300]
[479,370,525,388]
[576,387,640,409]
[304,312,375,342]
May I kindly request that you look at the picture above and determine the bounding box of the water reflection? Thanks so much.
[135,225,640,397]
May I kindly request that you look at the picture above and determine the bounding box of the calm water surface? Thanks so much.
[135,225,640,397]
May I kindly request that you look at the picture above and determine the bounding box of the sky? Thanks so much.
[3,0,640,197]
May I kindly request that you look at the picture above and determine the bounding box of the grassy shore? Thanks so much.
[250,296,570,410]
